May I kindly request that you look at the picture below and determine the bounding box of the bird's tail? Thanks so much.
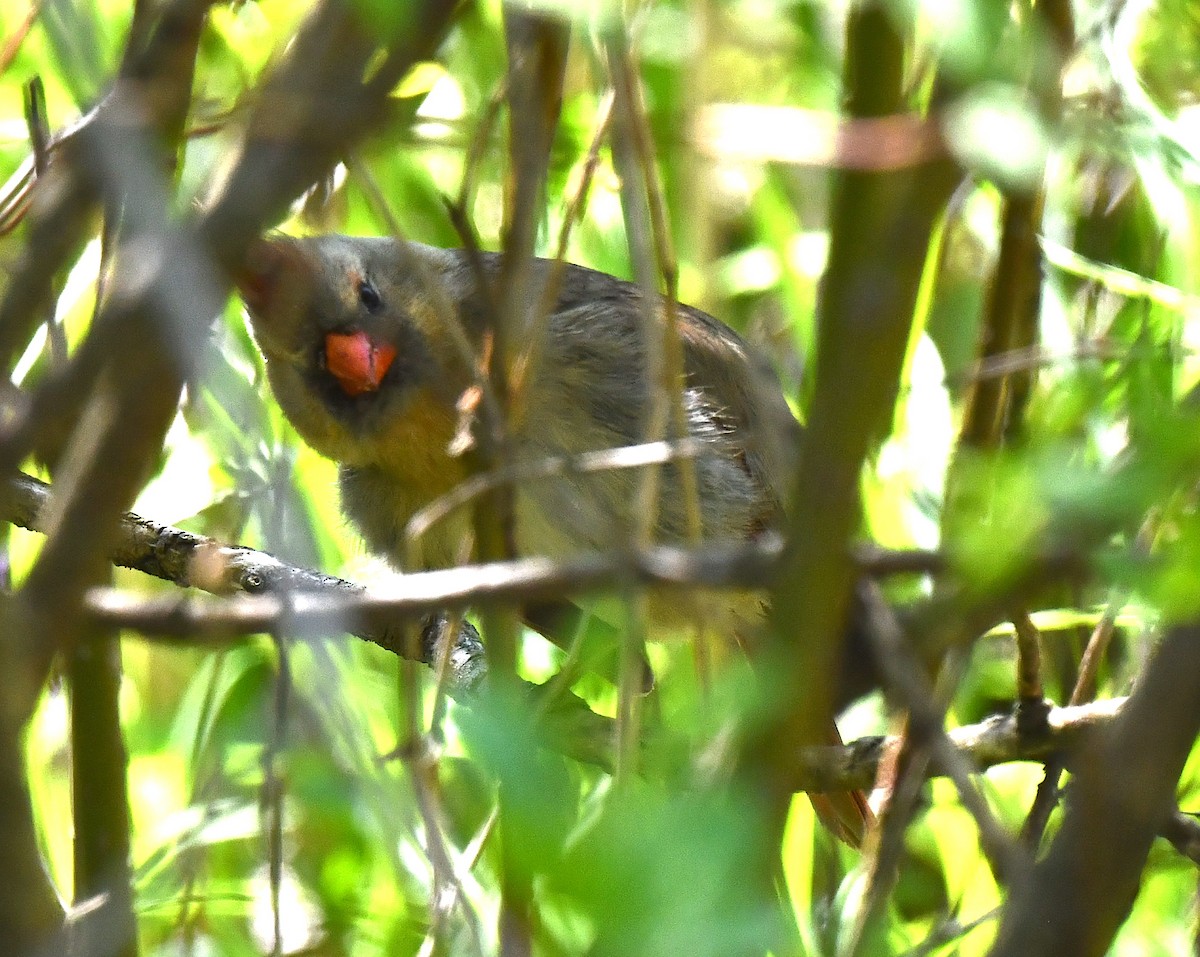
[808,720,875,848]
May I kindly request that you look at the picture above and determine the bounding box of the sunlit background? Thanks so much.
[5,0,1200,953]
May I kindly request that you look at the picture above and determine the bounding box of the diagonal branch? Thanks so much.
[989,620,1200,957]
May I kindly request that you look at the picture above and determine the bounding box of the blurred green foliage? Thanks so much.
[6,0,1200,954]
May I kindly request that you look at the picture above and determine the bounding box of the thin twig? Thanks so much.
[0,0,42,76]
[862,585,1027,884]
[1012,609,1045,704]
[508,90,615,426]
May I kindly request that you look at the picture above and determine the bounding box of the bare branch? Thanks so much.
[789,697,1126,794]
[990,621,1200,957]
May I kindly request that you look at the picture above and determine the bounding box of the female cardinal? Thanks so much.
[237,233,872,845]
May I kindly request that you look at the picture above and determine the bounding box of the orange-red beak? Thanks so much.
[324,331,397,396]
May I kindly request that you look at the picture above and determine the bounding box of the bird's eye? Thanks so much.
[358,278,382,312]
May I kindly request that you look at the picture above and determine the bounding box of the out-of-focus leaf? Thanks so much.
[457,682,578,874]
[38,0,122,107]
[548,783,780,956]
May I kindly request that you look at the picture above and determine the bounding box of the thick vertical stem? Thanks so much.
[69,630,137,957]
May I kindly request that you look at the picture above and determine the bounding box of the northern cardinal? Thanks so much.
[237,233,873,845]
